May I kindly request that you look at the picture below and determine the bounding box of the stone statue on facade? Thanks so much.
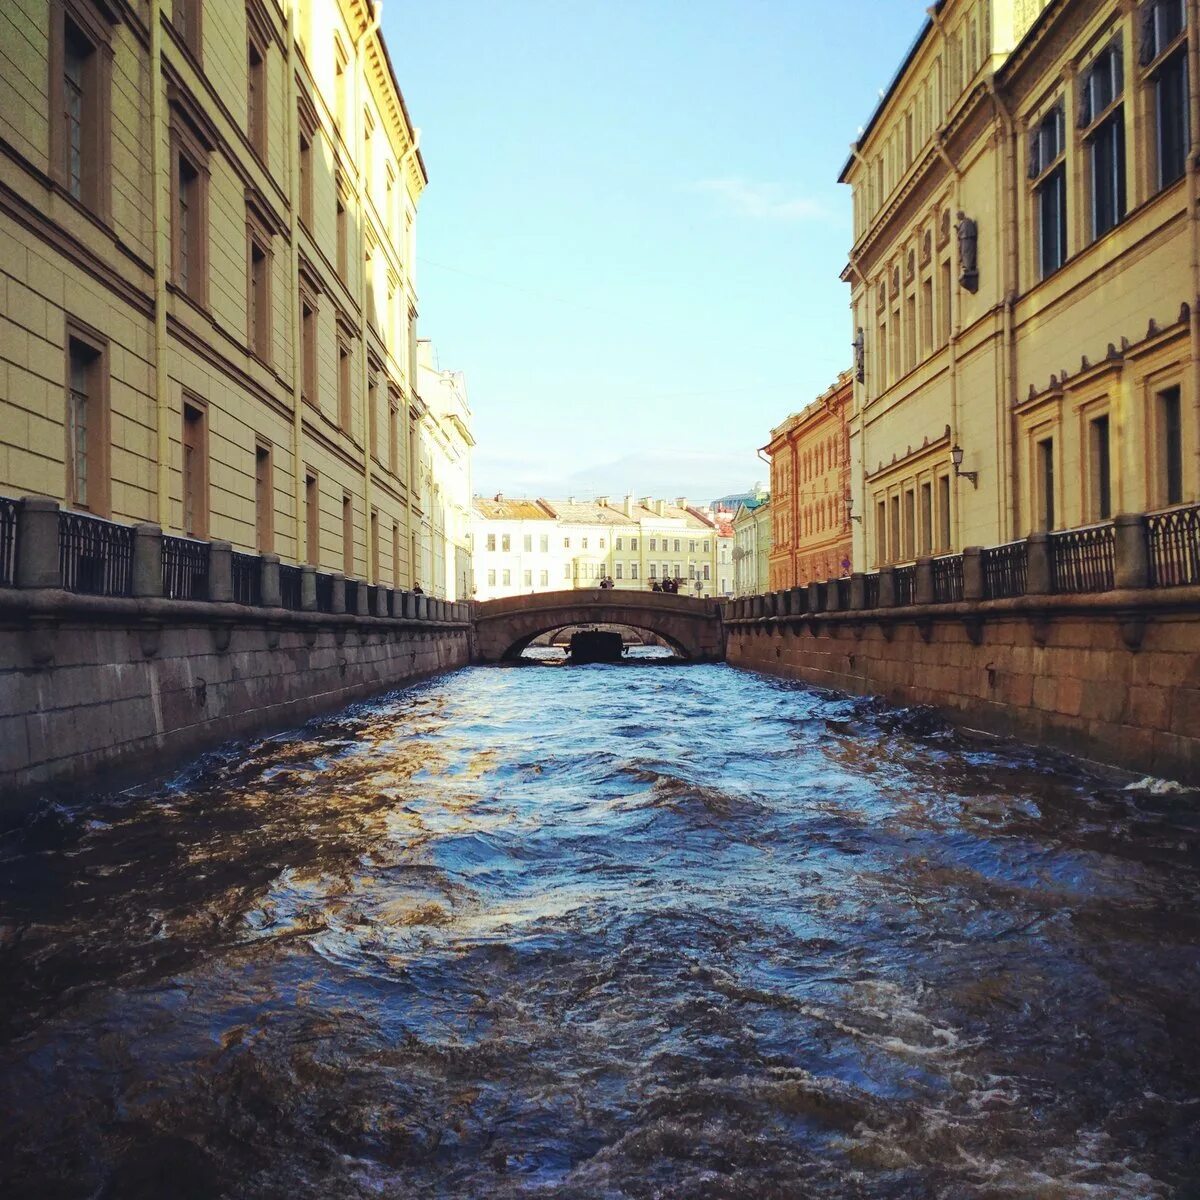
[852,328,865,383]
[956,211,979,293]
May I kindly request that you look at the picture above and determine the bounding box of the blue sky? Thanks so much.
[384,2,929,503]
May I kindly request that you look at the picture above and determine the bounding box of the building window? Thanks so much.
[616,537,623,550]
[649,538,657,551]
[615,563,623,579]
[502,534,511,552]
[255,442,273,552]
[632,537,639,550]
[582,537,589,550]
[1036,436,1056,531]
[487,570,496,587]
[937,474,951,551]
[939,260,952,345]
[502,569,511,587]
[1088,413,1113,521]
[523,535,532,552]
[298,105,315,227]
[336,185,349,281]
[65,326,109,515]
[563,565,571,580]
[174,0,201,57]
[1143,0,1190,190]
[52,4,111,217]
[248,232,271,359]
[1031,104,1067,277]
[337,335,352,432]
[182,399,207,536]
[247,33,266,158]
[919,481,933,555]
[703,564,710,581]
[649,564,657,579]
[300,291,317,405]
[388,395,400,473]
[305,471,320,564]
[1082,44,1126,240]
[889,495,901,562]
[903,489,916,560]
[370,509,380,581]
[174,145,208,303]
[392,521,401,586]
[334,39,348,134]
[631,564,639,579]
[367,371,380,460]
[540,535,549,552]
[1156,384,1184,506]
[674,539,681,552]
[342,493,354,576]
[540,570,549,587]
[564,537,570,549]
[921,277,933,355]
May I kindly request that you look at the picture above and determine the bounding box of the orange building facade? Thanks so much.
[765,371,853,589]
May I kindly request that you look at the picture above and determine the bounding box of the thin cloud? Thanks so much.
[691,178,828,221]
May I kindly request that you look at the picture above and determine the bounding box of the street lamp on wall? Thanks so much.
[845,496,862,524]
[950,443,979,488]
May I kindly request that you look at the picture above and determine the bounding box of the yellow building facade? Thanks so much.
[841,0,1197,570]
[0,0,463,592]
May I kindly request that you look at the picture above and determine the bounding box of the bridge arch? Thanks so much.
[472,589,725,664]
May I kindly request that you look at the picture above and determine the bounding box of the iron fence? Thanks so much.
[314,572,334,613]
[863,572,880,609]
[1050,523,1115,594]
[1147,503,1200,587]
[982,541,1027,599]
[0,495,16,587]
[932,554,964,603]
[344,579,360,613]
[58,510,133,596]
[893,564,915,606]
[162,535,210,601]
[279,563,303,610]
[232,551,262,607]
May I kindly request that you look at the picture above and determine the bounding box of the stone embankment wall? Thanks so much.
[0,589,470,804]
[726,589,1200,785]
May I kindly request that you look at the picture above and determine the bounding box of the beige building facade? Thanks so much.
[732,498,771,597]
[0,0,467,594]
[841,0,1197,571]
[470,495,724,600]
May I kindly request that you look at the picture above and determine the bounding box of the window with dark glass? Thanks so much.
[305,471,319,564]
[1080,44,1126,239]
[256,443,273,553]
[1158,385,1183,506]
[1037,437,1056,531]
[66,331,108,514]
[247,37,266,157]
[1089,414,1112,520]
[248,236,270,358]
[1142,0,1189,189]
[1030,104,1068,276]
[182,400,207,536]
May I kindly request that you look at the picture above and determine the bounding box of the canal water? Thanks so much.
[2,663,1199,1198]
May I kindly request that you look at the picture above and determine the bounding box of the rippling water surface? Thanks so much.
[3,662,1200,1198]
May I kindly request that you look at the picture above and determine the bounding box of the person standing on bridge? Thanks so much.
[412,582,424,595]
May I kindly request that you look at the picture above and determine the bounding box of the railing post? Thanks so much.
[373,585,388,616]
[824,577,841,612]
[260,554,281,607]
[330,572,346,614]
[914,556,934,606]
[1025,531,1051,595]
[132,523,163,598]
[789,586,807,615]
[807,581,822,613]
[878,565,897,607]
[849,572,866,610]
[962,546,984,602]
[1114,512,1149,589]
[300,565,317,611]
[401,590,416,619]
[208,540,233,602]
[354,580,369,616]
[16,496,61,589]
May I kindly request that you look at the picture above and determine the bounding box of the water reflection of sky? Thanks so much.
[1,663,1199,1199]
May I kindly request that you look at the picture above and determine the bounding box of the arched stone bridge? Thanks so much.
[472,589,726,662]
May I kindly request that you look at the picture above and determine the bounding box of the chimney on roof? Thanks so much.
[494,493,503,502]
[675,497,688,509]
[596,495,610,507]
[638,496,652,509]
[567,495,575,504]
[655,499,666,516]
[623,494,634,517]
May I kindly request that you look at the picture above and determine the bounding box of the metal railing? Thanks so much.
[893,564,915,606]
[278,563,303,610]
[162,535,209,601]
[1147,503,1200,587]
[863,572,880,609]
[1050,523,1115,594]
[0,495,16,587]
[982,541,1027,600]
[932,554,964,603]
[59,510,133,596]
[232,551,262,607]
[314,572,335,613]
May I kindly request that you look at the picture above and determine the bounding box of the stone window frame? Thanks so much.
[1074,388,1118,525]
[298,263,320,410]
[387,384,402,477]
[48,0,114,223]
[255,438,274,553]
[1137,0,1190,196]
[335,171,351,285]
[246,0,272,162]
[64,316,111,518]
[1018,404,1064,535]
[336,316,355,437]
[168,87,216,309]
[1077,36,1128,244]
[366,353,384,463]
[1026,92,1071,283]
[297,90,318,231]
[1139,355,1190,509]
[181,391,209,538]
[245,191,278,364]
[304,468,321,565]
[172,0,202,64]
